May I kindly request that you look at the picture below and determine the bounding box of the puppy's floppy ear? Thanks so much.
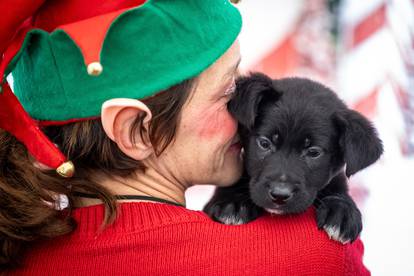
[333,109,383,177]
[228,73,278,130]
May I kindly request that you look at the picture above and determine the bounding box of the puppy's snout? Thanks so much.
[268,185,297,205]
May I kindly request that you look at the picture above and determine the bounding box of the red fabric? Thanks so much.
[0,0,45,82]
[33,0,146,31]
[37,116,100,127]
[0,83,66,168]
[12,203,370,276]
[60,8,129,65]
[0,0,45,55]
[0,19,33,82]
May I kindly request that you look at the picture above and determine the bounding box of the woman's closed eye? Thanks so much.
[224,82,236,96]
[223,81,236,103]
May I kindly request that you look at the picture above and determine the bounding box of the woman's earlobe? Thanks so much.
[101,98,153,160]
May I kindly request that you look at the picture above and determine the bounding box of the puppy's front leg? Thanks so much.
[203,174,263,225]
[315,173,362,244]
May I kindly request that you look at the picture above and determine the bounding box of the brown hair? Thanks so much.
[0,78,195,271]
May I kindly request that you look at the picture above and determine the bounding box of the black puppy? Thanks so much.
[204,73,383,243]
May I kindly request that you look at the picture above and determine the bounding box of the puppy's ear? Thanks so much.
[333,109,383,177]
[228,73,278,130]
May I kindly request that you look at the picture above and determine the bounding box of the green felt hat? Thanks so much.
[9,0,242,122]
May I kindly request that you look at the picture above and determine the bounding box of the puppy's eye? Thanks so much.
[256,136,272,151]
[306,147,323,158]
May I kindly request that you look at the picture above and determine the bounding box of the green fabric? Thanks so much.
[10,0,242,121]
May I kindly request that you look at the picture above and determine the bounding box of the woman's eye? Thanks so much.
[306,147,323,158]
[256,136,272,151]
[224,83,236,98]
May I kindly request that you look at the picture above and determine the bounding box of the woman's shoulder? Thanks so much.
[68,201,330,239]
[14,202,369,275]
[71,202,364,254]
[85,202,368,274]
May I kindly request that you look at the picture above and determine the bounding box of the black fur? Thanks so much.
[204,73,383,243]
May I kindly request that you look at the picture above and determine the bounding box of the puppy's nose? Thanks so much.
[269,185,295,205]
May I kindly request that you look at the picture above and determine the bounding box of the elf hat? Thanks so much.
[0,0,242,177]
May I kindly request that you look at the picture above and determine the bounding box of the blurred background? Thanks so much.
[186,0,414,275]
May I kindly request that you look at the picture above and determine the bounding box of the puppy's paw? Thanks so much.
[316,195,362,244]
[204,200,262,225]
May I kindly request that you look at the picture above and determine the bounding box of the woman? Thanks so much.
[0,0,370,275]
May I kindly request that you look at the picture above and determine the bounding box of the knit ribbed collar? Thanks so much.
[70,202,209,239]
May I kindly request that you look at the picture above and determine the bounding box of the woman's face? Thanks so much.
[155,41,243,187]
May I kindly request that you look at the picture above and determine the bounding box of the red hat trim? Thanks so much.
[0,0,45,55]
[0,82,67,169]
[0,19,33,83]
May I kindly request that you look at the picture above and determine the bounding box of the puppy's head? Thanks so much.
[229,73,383,214]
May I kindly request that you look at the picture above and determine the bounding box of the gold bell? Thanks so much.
[56,161,75,178]
[230,0,241,3]
[87,62,103,76]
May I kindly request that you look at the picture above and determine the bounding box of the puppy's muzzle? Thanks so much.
[268,183,298,205]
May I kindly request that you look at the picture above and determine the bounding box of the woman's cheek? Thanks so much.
[196,106,237,140]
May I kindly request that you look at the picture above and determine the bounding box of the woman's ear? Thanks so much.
[101,98,153,160]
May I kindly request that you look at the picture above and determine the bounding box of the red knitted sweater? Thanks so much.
[12,202,370,275]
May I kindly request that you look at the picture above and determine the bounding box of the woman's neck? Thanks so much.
[75,167,187,207]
